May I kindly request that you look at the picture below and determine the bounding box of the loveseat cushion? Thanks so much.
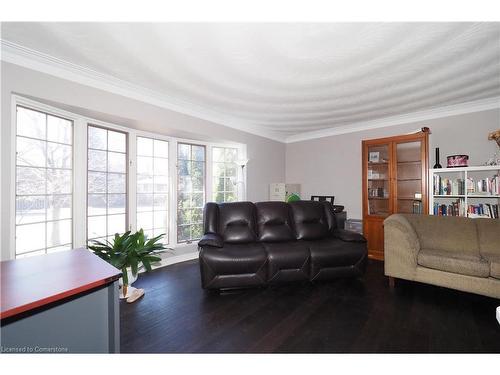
[289,201,329,240]
[417,248,490,278]
[476,219,500,257]
[262,241,310,283]
[482,254,500,279]
[256,201,295,242]
[218,202,257,243]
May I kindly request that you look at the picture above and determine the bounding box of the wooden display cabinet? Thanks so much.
[362,131,429,260]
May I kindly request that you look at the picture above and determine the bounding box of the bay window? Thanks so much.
[10,96,246,259]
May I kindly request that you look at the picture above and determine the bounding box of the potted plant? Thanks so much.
[88,229,169,298]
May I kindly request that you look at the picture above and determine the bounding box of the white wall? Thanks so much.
[1,61,286,260]
[286,109,500,219]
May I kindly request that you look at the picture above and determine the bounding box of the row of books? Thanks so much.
[433,201,499,218]
[433,200,465,217]
[468,203,499,218]
[433,175,500,195]
[473,176,500,195]
[433,176,465,195]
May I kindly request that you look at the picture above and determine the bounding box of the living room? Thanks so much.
[1,1,499,373]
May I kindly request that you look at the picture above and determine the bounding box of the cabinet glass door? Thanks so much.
[367,144,391,217]
[394,140,424,214]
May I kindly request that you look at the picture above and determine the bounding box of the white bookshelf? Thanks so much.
[429,165,500,218]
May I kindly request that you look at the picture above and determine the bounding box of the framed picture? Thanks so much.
[369,151,380,163]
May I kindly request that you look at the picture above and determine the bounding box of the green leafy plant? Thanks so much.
[88,229,170,285]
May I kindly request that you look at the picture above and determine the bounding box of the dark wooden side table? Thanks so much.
[1,249,121,353]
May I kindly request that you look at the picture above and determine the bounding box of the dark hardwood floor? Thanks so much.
[120,259,500,353]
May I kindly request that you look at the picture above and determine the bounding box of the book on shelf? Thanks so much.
[433,199,465,217]
[433,175,465,195]
[468,203,499,218]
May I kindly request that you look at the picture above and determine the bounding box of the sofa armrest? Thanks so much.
[198,233,224,248]
[383,214,421,279]
[333,228,367,243]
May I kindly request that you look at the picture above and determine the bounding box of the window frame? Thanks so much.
[14,105,75,257]
[212,146,240,203]
[86,124,129,243]
[9,95,247,259]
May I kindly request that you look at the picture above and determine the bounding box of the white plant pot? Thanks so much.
[119,268,139,299]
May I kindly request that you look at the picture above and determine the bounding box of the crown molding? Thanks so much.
[0,39,284,142]
[285,96,500,143]
[2,39,499,145]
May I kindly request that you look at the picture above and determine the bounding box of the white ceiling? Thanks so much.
[1,22,500,142]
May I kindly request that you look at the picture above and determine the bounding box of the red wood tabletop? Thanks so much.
[1,248,121,320]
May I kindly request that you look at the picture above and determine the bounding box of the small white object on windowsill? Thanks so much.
[497,306,500,325]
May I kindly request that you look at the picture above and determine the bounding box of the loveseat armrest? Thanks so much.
[198,233,224,248]
[383,214,421,280]
[333,228,367,243]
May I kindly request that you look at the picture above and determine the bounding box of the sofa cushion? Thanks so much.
[255,202,295,242]
[476,219,500,257]
[200,242,267,275]
[262,241,310,283]
[306,238,367,280]
[404,215,479,255]
[218,202,257,243]
[289,201,329,240]
[417,248,490,278]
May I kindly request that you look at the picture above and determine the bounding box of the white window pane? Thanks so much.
[154,194,168,211]
[143,229,154,240]
[88,215,106,239]
[47,169,72,194]
[137,212,153,231]
[154,175,169,193]
[47,142,72,169]
[88,172,106,193]
[154,159,169,176]
[88,126,107,150]
[153,228,168,242]
[88,149,107,172]
[137,137,153,156]
[177,225,190,242]
[108,173,126,193]
[17,167,45,195]
[47,195,72,221]
[108,151,126,173]
[137,156,153,175]
[47,245,72,254]
[213,147,224,162]
[107,214,126,236]
[16,196,46,225]
[225,148,238,162]
[108,131,126,153]
[47,219,72,248]
[16,223,45,253]
[153,210,168,229]
[88,194,107,216]
[137,193,153,212]
[226,165,237,178]
[192,145,205,161]
[47,116,72,144]
[178,144,190,160]
[137,174,154,193]
[17,137,46,167]
[108,194,126,215]
[17,107,46,139]
[153,140,168,158]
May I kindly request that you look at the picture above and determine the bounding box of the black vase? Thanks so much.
[434,147,442,169]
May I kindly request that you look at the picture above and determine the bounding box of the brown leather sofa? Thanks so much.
[384,214,500,299]
[198,200,367,290]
